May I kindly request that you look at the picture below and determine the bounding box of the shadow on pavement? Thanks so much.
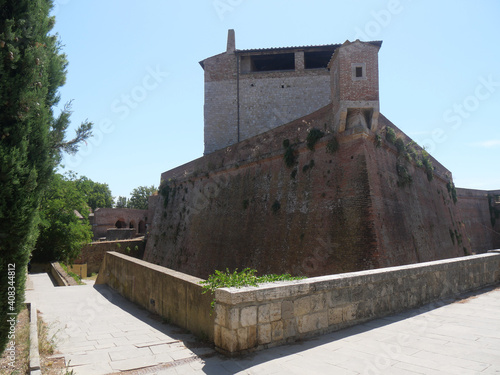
[94,283,499,374]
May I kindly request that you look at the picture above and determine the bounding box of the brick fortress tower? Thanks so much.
[200,30,382,154]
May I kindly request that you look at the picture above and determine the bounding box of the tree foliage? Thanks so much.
[73,174,113,211]
[0,0,92,351]
[128,185,157,210]
[115,196,128,208]
[31,173,92,263]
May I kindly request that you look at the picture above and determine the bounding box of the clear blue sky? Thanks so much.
[51,0,500,200]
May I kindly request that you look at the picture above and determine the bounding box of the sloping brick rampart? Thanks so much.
[144,106,467,279]
[456,188,500,253]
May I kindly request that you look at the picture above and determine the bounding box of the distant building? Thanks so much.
[89,208,147,241]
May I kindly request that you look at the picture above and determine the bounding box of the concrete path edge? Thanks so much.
[28,301,41,375]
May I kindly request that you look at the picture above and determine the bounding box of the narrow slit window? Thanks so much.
[355,66,363,78]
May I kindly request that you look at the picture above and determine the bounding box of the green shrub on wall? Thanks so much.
[389,134,434,186]
[302,160,315,173]
[396,162,413,187]
[200,268,306,309]
[385,127,396,144]
[421,151,434,181]
[306,128,325,150]
[395,138,405,154]
[159,179,175,208]
[283,139,296,168]
[447,181,458,204]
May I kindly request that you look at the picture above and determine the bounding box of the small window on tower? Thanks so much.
[352,63,367,81]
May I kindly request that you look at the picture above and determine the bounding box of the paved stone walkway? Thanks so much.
[26,273,500,374]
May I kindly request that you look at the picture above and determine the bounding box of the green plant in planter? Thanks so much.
[200,268,306,310]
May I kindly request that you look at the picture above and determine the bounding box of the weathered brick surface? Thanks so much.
[330,41,380,106]
[456,188,500,252]
[91,208,148,240]
[144,34,496,285]
[144,101,469,279]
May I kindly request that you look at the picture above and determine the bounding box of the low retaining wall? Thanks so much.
[96,250,500,355]
[75,239,145,276]
[68,264,87,279]
[50,262,77,286]
[214,251,500,354]
[96,252,214,342]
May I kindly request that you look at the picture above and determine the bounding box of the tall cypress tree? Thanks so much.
[0,0,92,350]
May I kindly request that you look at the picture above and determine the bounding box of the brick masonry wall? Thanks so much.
[336,42,379,102]
[213,251,500,354]
[147,106,376,278]
[144,105,469,280]
[456,188,500,252]
[106,228,136,241]
[331,41,380,121]
[367,116,469,265]
[92,208,148,240]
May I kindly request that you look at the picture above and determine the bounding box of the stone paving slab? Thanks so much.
[25,273,216,375]
[26,273,500,374]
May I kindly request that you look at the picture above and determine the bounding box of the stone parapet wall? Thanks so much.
[213,252,500,354]
[97,250,500,356]
[96,252,214,342]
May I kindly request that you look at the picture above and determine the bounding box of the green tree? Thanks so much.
[0,0,92,351]
[115,196,128,208]
[74,175,113,211]
[128,185,157,210]
[31,174,92,263]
